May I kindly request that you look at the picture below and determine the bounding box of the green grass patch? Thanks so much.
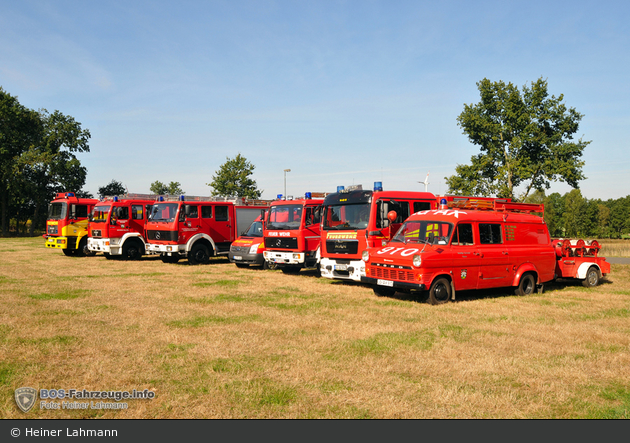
[15,335,79,346]
[167,314,261,328]
[579,308,630,321]
[28,289,92,300]
[342,330,436,357]
[223,378,298,407]
[193,279,241,288]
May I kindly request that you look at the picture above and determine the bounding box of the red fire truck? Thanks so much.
[145,196,270,264]
[262,193,326,274]
[228,211,274,269]
[87,194,156,259]
[44,192,99,256]
[360,197,610,304]
[319,183,438,281]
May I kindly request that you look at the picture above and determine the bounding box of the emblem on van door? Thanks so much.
[461,269,467,279]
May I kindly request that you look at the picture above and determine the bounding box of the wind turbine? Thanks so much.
[419,171,430,192]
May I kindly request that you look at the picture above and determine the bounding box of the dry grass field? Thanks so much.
[1,237,629,419]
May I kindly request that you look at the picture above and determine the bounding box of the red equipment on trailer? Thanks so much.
[552,238,611,287]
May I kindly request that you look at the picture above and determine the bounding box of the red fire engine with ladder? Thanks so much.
[360,197,610,304]
[145,195,271,264]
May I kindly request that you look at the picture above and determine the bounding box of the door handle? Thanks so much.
[502,251,509,255]
[473,251,483,257]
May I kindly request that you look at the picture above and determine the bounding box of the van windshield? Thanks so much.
[322,203,370,230]
[244,221,263,237]
[392,220,453,245]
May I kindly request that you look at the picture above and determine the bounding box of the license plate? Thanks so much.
[47,238,54,243]
[274,258,284,263]
[377,279,393,287]
[334,264,348,271]
[233,256,242,260]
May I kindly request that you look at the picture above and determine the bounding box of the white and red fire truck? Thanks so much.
[87,194,156,259]
[360,197,611,304]
[44,192,99,257]
[145,195,270,264]
[262,193,326,274]
[319,183,438,281]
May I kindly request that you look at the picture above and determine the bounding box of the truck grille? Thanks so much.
[325,240,358,254]
[91,229,102,238]
[371,265,415,282]
[264,237,298,249]
[47,225,58,235]
[146,230,178,242]
[230,245,249,253]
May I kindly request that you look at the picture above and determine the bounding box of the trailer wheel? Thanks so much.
[582,266,600,287]
[188,244,210,265]
[373,285,396,297]
[515,273,536,296]
[428,277,451,305]
[123,241,143,260]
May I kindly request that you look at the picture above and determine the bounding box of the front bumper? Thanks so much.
[263,250,305,265]
[88,238,121,255]
[320,257,365,281]
[361,276,426,291]
[146,243,185,255]
[45,236,69,250]
[229,251,265,266]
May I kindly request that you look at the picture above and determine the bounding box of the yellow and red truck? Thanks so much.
[44,192,99,256]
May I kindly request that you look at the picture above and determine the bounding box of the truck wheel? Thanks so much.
[264,261,278,270]
[62,249,75,257]
[373,285,396,297]
[188,244,210,265]
[429,277,452,305]
[515,273,535,296]
[123,241,143,260]
[582,266,600,287]
[104,253,114,260]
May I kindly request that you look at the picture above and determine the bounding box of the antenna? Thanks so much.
[418,171,430,192]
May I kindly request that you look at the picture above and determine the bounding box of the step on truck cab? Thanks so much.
[87,194,156,260]
[319,183,438,281]
[360,197,562,304]
[44,192,99,257]
[228,211,271,268]
[145,195,270,265]
[263,192,326,274]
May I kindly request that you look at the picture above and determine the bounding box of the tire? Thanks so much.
[429,277,452,305]
[123,241,143,260]
[62,249,75,257]
[373,285,396,297]
[582,266,600,287]
[161,255,180,264]
[104,252,114,260]
[188,244,210,265]
[75,238,88,257]
[264,261,278,270]
[515,273,536,296]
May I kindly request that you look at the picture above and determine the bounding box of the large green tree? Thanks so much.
[98,180,126,198]
[150,180,184,196]
[207,154,262,199]
[446,77,590,200]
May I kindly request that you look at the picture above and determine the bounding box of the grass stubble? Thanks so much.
[0,237,629,419]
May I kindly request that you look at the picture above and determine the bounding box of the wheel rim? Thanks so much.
[434,283,449,302]
[524,277,534,294]
[587,270,598,286]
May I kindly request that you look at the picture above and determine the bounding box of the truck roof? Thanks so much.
[407,208,546,225]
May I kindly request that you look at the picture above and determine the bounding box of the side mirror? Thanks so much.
[70,204,77,220]
[387,211,397,224]
[185,205,191,217]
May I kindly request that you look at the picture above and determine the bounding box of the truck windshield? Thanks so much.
[322,203,370,230]
[148,203,179,222]
[48,202,67,220]
[392,220,453,245]
[267,204,302,230]
[244,220,263,237]
[90,205,110,223]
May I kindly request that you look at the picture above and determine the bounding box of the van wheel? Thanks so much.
[515,273,536,296]
[188,244,210,265]
[123,241,142,260]
[582,266,600,287]
[428,277,452,305]
[373,285,396,297]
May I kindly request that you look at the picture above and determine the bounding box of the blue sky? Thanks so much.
[1,0,629,200]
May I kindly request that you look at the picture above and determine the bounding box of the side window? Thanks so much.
[216,206,229,221]
[452,224,474,245]
[187,205,199,218]
[131,205,143,220]
[201,206,212,219]
[479,224,502,244]
[305,206,321,226]
[118,207,129,220]
[376,200,410,228]
[413,201,432,212]
[76,205,88,218]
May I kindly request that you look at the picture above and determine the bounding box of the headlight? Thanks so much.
[412,254,422,267]
[362,250,369,262]
[249,244,260,254]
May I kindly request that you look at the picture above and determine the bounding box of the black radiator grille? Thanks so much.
[264,237,298,249]
[146,230,178,242]
[326,240,359,254]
